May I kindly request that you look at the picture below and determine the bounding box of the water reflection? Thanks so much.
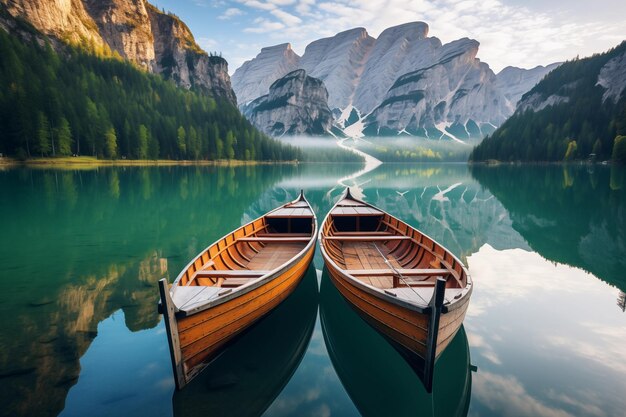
[466,245,626,417]
[0,166,296,417]
[1,163,625,417]
[470,165,626,292]
[173,266,318,417]
[319,270,472,417]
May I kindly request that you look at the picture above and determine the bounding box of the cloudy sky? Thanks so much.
[151,0,626,74]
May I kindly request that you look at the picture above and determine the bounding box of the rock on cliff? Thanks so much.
[231,43,300,106]
[496,63,561,111]
[0,0,236,103]
[364,38,508,140]
[146,4,235,102]
[299,27,375,110]
[243,69,333,136]
[352,22,437,115]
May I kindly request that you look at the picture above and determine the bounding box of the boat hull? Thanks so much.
[175,242,315,382]
[320,272,472,417]
[326,264,469,365]
[173,265,318,417]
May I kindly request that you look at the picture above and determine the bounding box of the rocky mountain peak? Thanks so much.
[377,21,429,41]
[232,42,301,105]
[243,69,332,136]
[299,26,375,109]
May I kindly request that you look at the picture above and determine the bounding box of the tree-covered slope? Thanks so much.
[470,41,626,162]
[0,18,300,161]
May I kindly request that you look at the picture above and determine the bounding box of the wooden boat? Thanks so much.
[319,188,472,392]
[319,273,472,416]
[158,191,317,389]
[173,265,318,417]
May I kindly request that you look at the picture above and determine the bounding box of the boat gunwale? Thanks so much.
[319,189,472,314]
[171,192,318,316]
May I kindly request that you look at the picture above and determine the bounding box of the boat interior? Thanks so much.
[176,199,315,293]
[322,197,468,293]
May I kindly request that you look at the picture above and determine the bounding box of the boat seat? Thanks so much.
[237,237,311,242]
[255,233,311,237]
[323,236,411,241]
[221,278,256,287]
[345,268,449,277]
[194,270,271,278]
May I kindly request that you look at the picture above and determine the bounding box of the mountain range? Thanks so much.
[233,23,560,140]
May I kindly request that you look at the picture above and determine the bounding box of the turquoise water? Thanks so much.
[0,163,625,417]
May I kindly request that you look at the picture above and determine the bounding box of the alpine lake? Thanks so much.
[1,160,625,417]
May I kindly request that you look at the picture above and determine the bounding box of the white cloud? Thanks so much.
[474,371,575,417]
[197,37,218,51]
[296,0,316,15]
[244,18,286,33]
[268,0,297,5]
[218,7,244,19]
[237,0,277,11]
[271,8,302,25]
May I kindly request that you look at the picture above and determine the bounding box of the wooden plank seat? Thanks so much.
[345,268,450,277]
[332,231,394,236]
[323,236,411,241]
[237,237,311,242]
[194,270,271,278]
[220,278,258,287]
[255,233,311,237]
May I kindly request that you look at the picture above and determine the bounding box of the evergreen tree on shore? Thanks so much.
[0,25,300,161]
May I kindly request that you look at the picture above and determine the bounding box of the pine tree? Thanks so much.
[137,124,149,159]
[56,117,72,156]
[105,127,118,158]
[36,112,51,156]
[177,126,186,159]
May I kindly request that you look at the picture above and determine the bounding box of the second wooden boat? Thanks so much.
[319,189,472,392]
[159,191,317,389]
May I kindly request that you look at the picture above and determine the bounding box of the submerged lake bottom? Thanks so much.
[0,163,625,417]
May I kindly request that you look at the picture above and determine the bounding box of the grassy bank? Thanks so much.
[0,156,298,169]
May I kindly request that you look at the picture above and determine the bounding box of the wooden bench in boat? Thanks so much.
[237,237,311,242]
[332,231,394,236]
[345,268,449,277]
[194,270,271,278]
[323,236,411,241]
[255,233,311,237]
[187,269,270,286]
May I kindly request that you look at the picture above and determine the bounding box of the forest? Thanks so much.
[0,23,300,161]
[470,41,626,162]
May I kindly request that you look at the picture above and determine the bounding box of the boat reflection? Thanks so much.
[319,269,472,417]
[172,264,318,417]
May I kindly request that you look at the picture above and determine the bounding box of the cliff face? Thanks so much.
[364,38,508,140]
[496,63,561,111]
[146,4,235,102]
[231,43,301,105]
[243,69,333,136]
[299,27,375,110]
[0,0,236,103]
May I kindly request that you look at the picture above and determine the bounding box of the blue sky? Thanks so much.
[150,0,626,74]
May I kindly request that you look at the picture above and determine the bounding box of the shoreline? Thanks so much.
[0,157,299,169]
